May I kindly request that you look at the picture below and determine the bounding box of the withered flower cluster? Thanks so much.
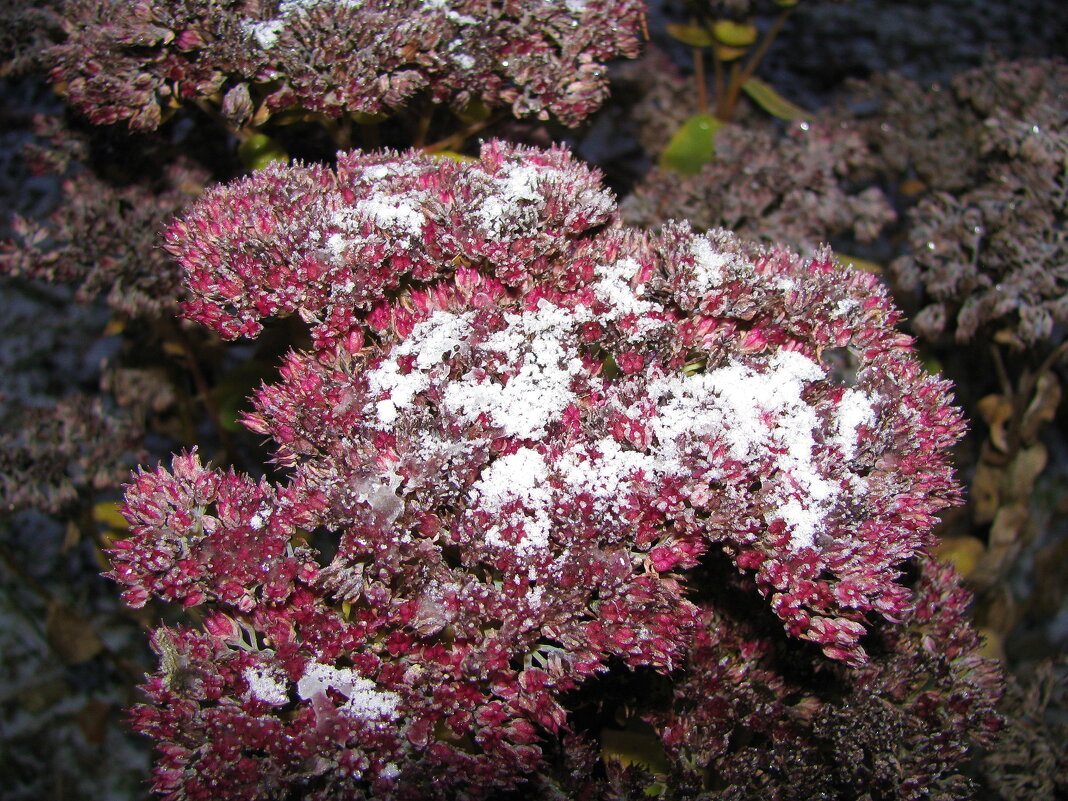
[622,117,895,255]
[114,142,1000,799]
[48,0,646,130]
[866,59,1068,346]
[0,0,62,76]
[0,114,208,316]
[0,395,141,514]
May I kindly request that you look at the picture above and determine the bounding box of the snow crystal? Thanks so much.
[297,662,401,720]
[364,164,391,181]
[244,664,290,706]
[354,196,425,239]
[249,0,365,48]
[688,237,732,292]
[558,438,656,509]
[591,258,665,338]
[477,162,547,235]
[246,19,285,49]
[833,388,876,460]
[422,0,478,24]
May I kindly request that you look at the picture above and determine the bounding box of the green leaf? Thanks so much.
[238,133,289,170]
[455,98,491,124]
[741,77,810,121]
[834,252,883,275]
[600,728,670,774]
[665,22,715,47]
[658,113,724,175]
[712,43,748,61]
[432,150,476,163]
[351,110,390,125]
[712,19,758,47]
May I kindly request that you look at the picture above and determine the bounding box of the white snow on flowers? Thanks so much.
[477,162,547,235]
[244,663,290,706]
[368,310,475,425]
[832,389,876,460]
[297,662,401,720]
[444,300,589,439]
[644,351,836,550]
[366,249,876,553]
[245,0,366,49]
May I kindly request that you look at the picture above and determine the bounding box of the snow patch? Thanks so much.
[297,662,401,720]
[366,310,474,424]
[443,299,588,439]
[833,388,876,460]
[474,448,553,556]
[688,237,732,292]
[646,349,836,549]
[244,664,289,706]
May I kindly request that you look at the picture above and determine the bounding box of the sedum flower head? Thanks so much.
[48,0,646,130]
[859,59,1068,346]
[116,142,990,798]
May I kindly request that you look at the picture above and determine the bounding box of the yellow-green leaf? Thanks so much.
[238,133,289,170]
[601,728,670,774]
[455,98,491,124]
[712,19,758,47]
[834,252,883,274]
[351,110,390,125]
[658,113,724,175]
[431,150,476,163]
[92,501,128,531]
[665,22,715,47]
[741,77,810,121]
[712,43,748,61]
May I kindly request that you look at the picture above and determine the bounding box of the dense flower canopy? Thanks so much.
[114,142,998,799]
[48,0,646,130]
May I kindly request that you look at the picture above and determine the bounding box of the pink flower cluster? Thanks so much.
[117,142,995,798]
[48,0,645,130]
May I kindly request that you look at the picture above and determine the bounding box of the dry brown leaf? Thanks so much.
[977,393,1013,452]
[972,460,1004,524]
[46,600,104,665]
[1031,536,1068,618]
[990,503,1030,549]
[62,520,81,552]
[1020,372,1061,444]
[969,504,1029,590]
[1006,442,1048,500]
[979,583,1019,638]
[17,678,69,714]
